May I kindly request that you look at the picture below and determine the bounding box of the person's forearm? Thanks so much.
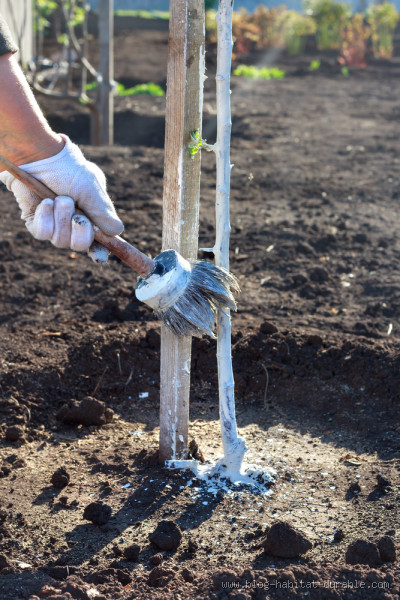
[0,54,64,172]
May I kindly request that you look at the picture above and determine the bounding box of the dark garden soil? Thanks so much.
[0,19,399,600]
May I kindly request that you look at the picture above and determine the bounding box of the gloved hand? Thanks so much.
[0,134,124,261]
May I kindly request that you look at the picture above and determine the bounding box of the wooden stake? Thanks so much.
[98,0,114,145]
[159,0,205,462]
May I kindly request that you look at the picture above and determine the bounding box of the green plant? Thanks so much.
[250,5,287,49]
[116,82,165,96]
[34,0,58,32]
[233,65,285,79]
[341,65,349,75]
[232,9,261,56]
[35,0,86,37]
[206,6,288,57]
[366,3,398,58]
[63,0,86,27]
[309,59,321,70]
[304,0,351,49]
[85,81,165,97]
[339,13,369,67]
[114,9,169,20]
[277,10,316,55]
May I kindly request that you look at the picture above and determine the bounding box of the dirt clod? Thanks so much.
[5,425,24,442]
[150,553,163,566]
[377,536,396,563]
[181,567,194,583]
[376,473,391,492]
[148,566,175,588]
[309,266,329,282]
[56,397,114,427]
[334,529,345,542]
[123,543,140,561]
[51,467,70,489]
[347,481,361,495]
[82,501,111,525]
[345,539,381,567]
[149,520,182,551]
[0,553,12,571]
[260,321,278,335]
[262,520,312,558]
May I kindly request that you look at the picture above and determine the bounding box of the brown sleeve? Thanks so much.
[0,15,18,56]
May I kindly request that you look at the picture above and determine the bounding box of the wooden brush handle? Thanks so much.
[0,155,155,277]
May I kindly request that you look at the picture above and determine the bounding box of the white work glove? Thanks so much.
[0,134,123,262]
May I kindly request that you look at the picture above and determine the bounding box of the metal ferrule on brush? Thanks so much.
[135,250,191,310]
[135,249,240,338]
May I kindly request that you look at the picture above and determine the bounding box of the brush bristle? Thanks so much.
[155,260,240,338]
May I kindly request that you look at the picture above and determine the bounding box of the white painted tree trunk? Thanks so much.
[213,0,247,475]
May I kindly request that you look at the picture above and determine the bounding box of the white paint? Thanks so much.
[14,561,32,569]
[199,44,205,123]
[165,458,276,494]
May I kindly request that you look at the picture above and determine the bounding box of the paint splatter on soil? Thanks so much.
[0,18,399,600]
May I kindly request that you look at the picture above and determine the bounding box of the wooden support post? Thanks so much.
[159,0,205,462]
[98,0,114,145]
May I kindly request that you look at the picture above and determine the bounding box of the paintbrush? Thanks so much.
[0,155,239,338]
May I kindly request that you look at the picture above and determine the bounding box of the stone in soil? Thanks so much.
[123,543,141,561]
[5,425,24,442]
[51,467,70,489]
[345,539,381,567]
[149,519,182,551]
[56,397,114,426]
[377,536,396,562]
[262,520,312,558]
[334,529,345,542]
[83,501,112,525]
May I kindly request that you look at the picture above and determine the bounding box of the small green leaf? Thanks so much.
[57,33,69,46]
[309,59,321,71]
[84,81,98,91]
